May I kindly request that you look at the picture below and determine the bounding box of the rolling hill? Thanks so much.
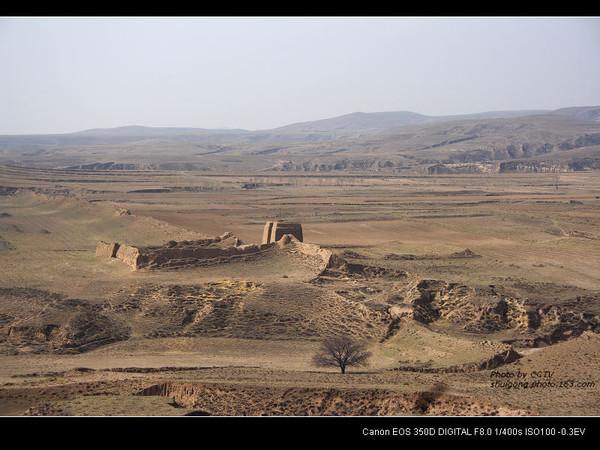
[0,106,598,173]
[1,106,597,147]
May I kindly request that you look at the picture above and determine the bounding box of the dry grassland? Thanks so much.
[0,166,599,417]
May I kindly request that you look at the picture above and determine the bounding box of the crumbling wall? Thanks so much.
[96,241,141,269]
[96,228,331,271]
[96,233,276,270]
[136,242,274,270]
[115,244,142,269]
[262,222,274,244]
[263,222,303,244]
[95,241,119,258]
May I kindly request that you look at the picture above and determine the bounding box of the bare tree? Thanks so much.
[312,335,372,374]
[553,173,561,190]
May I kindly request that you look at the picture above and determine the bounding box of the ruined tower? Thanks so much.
[262,221,303,244]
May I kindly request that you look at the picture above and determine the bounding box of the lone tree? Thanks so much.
[312,335,372,374]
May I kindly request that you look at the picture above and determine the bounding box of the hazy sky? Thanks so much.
[1,16,599,135]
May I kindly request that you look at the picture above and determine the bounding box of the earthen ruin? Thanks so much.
[96,232,274,270]
[262,222,303,244]
[96,222,328,271]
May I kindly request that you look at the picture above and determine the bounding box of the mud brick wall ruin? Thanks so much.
[262,222,303,244]
[96,223,333,271]
[96,240,142,268]
[96,232,273,270]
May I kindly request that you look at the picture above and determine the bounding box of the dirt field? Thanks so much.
[0,166,599,419]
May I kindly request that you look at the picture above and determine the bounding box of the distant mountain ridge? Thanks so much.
[267,109,558,135]
[0,106,598,149]
[267,111,431,133]
[73,125,249,136]
[0,106,599,173]
[70,106,600,137]
[551,106,600,122]
[71,108,568,137]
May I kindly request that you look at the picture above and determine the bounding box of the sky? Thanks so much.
[0,16,599,135]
